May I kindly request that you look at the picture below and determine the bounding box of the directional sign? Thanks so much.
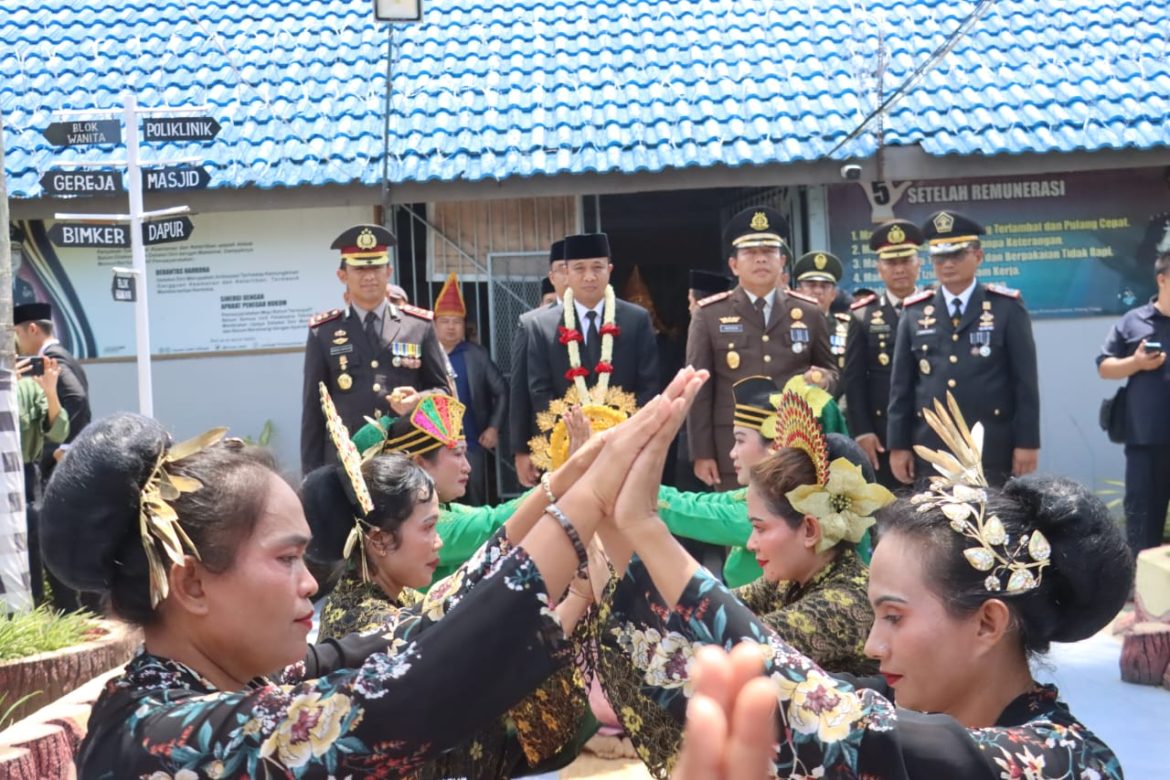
[39,170,123,197]
[112,274,137,302]
[48,222,131,248]
[41,120,122,146]
[142,117,221,142]
[142,165,211,192]
[143,217,194,245]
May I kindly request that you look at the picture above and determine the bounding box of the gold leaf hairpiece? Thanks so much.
[140,427,229,608]
[320,382,376,581]
[911,393,1049,593]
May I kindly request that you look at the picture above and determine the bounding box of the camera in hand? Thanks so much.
[1144,341,1163,355]
[20,356,45,376]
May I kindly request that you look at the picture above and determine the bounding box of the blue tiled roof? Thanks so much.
[3,0,1168,199]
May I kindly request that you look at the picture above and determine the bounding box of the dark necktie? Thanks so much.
[951,297,962,327]
[364,310,383,350]
[753,296,767,327]
[585,310,601,367]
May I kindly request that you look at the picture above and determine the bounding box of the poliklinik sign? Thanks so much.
[40,170,123,197]
[142,118,221,142]
[41,120,122,146]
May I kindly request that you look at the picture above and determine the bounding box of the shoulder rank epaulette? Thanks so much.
[850,293,878,310]
[785,288,819,305]
[902,289,934,307]
[399,303,435,321]
[834,311,853,322]
[309,308,343,328]
[985,283,1021,300]
[697,290,732,307]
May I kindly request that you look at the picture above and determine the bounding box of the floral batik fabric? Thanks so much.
[76,547,573,779]
[732,546,877,676]
[315,528,589,778]
[601,557,1124,780]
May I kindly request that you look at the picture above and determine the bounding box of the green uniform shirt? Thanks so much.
[17,378,69,464]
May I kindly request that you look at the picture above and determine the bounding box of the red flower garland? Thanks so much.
[565,367,590,380]
[599,323,621,338]
[594,361,614,374]
[557,325,583,345]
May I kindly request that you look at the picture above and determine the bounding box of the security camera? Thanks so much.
[840,164,862,181]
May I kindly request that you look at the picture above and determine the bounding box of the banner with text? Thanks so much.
[13,205,372,358]
[827,167,1170,318]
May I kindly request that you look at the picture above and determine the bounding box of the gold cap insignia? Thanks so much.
[814,253,827,270]
[356,228,378,250]
[750,211,770,231]
[888,224,906,244]
[932,212,955,233]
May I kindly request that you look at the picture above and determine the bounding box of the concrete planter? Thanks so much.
[0,620,139,725]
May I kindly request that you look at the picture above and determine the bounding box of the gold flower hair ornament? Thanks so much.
[528,384,637,471]
[786,458,895,553]
[320,382,377,581]
[140,426,229,608]
[910,393,1050,593]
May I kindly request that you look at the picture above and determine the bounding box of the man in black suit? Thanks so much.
[434,273,508,506]
[843,220,924,489]
[301,224,448,474]
[519,233,659,471]
[887,211,1040,486]
[510,240,566,486]
[14,301,93,611]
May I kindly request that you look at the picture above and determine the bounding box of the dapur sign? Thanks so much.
[143,216,194,245]
[39,169,123,197]
[142,117,221,142]
[142,165,211,192]
[41,120,122,146]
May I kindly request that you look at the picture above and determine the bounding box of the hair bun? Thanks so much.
[827,433,877,483]
[41,413,169,593]
[301,465,356,565]
[1004,474,1133,643]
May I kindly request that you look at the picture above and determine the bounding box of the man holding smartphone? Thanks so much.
[1098,250,1170,558]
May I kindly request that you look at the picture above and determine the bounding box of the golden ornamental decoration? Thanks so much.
[140,426,229,608]
[888,224,906,244]
[356,228,377,249]
[814,253,827,269]
[910,393,1050,593]
[749,211,770,231]
[528,384,638,472]
[932,211,955,233]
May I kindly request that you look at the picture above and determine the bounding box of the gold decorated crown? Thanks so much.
[910,393,1050,593]
[529,385,637,471]
[763,391,829,485]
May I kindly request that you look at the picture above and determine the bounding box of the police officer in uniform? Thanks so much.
[844,219,924,489]
[792,251,851,383]
[686,206,837,490]
[301,224,448,473]
[887,211,1040,486]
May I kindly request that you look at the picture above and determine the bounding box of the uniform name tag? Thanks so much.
[330,344,354,355]
[719,323,745,333]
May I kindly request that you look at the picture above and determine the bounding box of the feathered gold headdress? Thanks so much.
[140,427,228,607]
[764,391,829,485]
[911,393,1050,593]
[528,385,637,471]
[320,382,376,581]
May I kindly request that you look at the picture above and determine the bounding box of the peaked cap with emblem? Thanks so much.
[434,272,467,318]
[869,219,924,260]
[922,211,985,256]
[331,224,395,267]
[548,239,565,265]
[689,269,732,297]
[563,233,611,261]
[793,251,843,283]
[733,375,781,431]
[724,206,789,253]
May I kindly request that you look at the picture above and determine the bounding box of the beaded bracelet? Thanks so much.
[544,503,588,576]
[540,471,557,504]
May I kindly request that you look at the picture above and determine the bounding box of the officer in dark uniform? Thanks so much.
[301,224,448,473]
[843,219,924,489]
[792,251,850,380]
[687,207,836,489]
[887,211,1040,486]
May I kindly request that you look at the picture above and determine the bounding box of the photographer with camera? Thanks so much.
[1098,249,1170,558]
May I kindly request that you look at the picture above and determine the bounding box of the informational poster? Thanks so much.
[12,205,371,357]
[827,167,1170,318]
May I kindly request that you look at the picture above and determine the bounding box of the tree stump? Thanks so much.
[1119,622,1170,686]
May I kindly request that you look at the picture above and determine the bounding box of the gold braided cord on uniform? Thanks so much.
[877,245,920,259]
[928,234,979,247]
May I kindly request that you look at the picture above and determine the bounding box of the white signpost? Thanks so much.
[42,92,218,417]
